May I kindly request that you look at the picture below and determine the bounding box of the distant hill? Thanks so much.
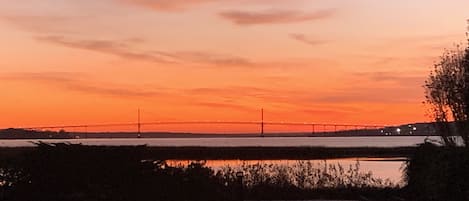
[0,122,438,139]
[0,128,72,139]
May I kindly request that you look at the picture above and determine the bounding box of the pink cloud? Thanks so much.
[119,0,216,11]
[219,9,335,25]
[290,33,327,46]
[36,35,254,67]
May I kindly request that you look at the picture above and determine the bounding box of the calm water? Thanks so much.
[0,136,439,147]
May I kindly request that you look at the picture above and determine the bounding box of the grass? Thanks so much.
[0,143,403,201]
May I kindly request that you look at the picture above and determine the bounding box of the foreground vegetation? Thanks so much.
[1,141,468,200]
[0,143,401,201]
[405,142,469,201]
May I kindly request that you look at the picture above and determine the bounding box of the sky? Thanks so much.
[0,0,468,132]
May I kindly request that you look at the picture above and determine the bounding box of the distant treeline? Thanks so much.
[0,128,71,139]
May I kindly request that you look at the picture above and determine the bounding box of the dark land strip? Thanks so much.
[0,146,415,160]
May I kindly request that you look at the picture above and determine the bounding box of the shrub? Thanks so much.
[405,142,469,201]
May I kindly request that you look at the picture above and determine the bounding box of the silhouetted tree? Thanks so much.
[424,37,469,146]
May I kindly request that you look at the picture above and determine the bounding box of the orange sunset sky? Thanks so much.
[1,0,469,131]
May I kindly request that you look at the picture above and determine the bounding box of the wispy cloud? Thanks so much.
[195,102,256,111]
[117,0,305,12]
[36,36,177,63]
[307,71,427,104]
[1,14,255,67]
[219,9,335,25]
[188,86,290,100]
[299,108,354,117]
[119,0,217,11]
[1,13,255,67]
[311,90,408,104]
[172,51,254,67]
[358,34,464,59]
[311,85,423,104]
[289,33,327,46]
[36,35,254,67]
[0,15,78,34]
[187,86,371,116]
[353,71,426,86]
[1,72,163,98]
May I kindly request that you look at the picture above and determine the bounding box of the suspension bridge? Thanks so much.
[21,121,387,132]
[18,121,391,138]
[12,109,405,137]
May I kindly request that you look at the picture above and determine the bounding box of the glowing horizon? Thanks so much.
[1,0,468,131]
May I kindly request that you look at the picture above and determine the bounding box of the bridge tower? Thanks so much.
[137,108,141,138]
[261,108,264,137]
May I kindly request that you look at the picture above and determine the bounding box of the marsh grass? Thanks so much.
[0,143,400,201]
[217,160,395,189]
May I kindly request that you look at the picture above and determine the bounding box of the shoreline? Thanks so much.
[0,133,437,139]
[144,146,415,160]
[0,146,415,160]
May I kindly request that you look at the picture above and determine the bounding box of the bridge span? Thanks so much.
[19,121,390,137]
